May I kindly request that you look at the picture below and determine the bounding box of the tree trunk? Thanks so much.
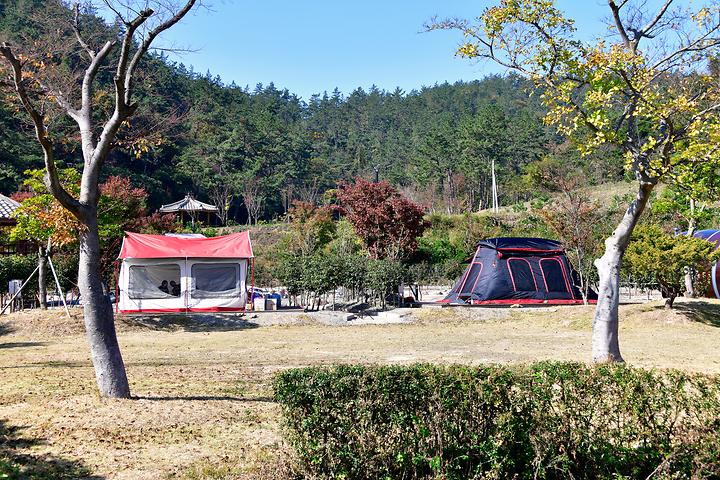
[38,246,47,310]
[684,219,697,297]
[664,294,676,309]
[78,215,130,398]
[592,181,655,363]
[684,268,695,298]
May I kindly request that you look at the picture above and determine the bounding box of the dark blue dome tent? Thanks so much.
[689,229,720,298]
[442,237,597,305]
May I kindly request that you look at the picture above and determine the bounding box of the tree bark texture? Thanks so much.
[78,214,130,398]
[664,295,676,309]
[592,181,655,363]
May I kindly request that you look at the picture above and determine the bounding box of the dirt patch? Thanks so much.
[0,308,87,338]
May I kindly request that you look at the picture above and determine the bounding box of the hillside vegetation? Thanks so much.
[0,1,625,224]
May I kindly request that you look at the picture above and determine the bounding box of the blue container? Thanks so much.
[268,292,282,309]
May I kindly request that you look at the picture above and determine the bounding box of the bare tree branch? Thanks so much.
[101,0,128,24]
[78,39,115,150]
[73,3,95,59]
[638,0,674,41]
[608,0,632,49]
[125,0,197,104]
[0,42,85,220]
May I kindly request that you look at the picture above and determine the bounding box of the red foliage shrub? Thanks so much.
[335,179,427,259]
[10,191,33,203]
[126,212,179,234]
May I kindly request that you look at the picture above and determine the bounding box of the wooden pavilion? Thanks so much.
[159,194,219,226]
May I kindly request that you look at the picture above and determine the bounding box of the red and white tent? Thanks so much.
[117,231,254,314]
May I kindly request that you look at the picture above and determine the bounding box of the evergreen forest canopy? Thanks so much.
[0,0,625,223]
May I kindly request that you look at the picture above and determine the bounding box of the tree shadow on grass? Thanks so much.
[0,420,103,479]
[0,323,15,337]
[0,342,46,350]
[657,301,720,327]
[118,314,260,332]
[133,395,274,403]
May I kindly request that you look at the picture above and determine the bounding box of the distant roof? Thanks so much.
[478,237,565,253]
[0,194,20,222]
[118,231,253,259]
[158,195,218,213]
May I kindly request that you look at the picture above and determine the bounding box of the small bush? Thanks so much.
[0,254,37,294]
[274,363,720,480]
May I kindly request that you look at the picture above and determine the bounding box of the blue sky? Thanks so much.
[149,0,616,100]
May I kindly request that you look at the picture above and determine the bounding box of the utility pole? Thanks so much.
[491,159,499,213]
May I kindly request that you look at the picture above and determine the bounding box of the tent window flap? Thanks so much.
[192,263,240,298]
[508,258,537,292]
[460,263,483,295]
[128,264,181,299]
[540,258,569,293]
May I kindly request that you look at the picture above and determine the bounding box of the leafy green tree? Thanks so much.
[431,0,720,362]
[625,225,719,308]
[284,201,336,256]
[652,164,720,296]
[177,121,244,225]
[458,104,509,211]
[653,161,720,236]
[366,259,407,309]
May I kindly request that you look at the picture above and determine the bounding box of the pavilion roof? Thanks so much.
[0,194,20,223]
[158,194,218,213]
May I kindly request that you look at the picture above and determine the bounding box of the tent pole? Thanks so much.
[185,257,189,314]
[249,258,255,311]
[114,260,120,314]
[0,265,40,316]
[47,255,71,319]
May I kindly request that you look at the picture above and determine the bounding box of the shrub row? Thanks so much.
[275,253,412,309]
[274,362,720,480]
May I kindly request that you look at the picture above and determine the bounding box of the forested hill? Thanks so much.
[0,1,624,223]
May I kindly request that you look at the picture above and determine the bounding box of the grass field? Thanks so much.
[2,300,720,479]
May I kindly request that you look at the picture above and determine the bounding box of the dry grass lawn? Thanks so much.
[2,299,720,479]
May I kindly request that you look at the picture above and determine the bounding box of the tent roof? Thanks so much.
[158,195,218,213]
[478,237,564,253]
[0,194,20,220]
[691,229,720,248]
[118,231,253,259]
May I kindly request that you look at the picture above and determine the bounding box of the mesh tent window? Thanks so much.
[508,258,538,292]
[128,264,181,299]
[459,262,483,296]
[540,258,569,293]
[191,263,240,298]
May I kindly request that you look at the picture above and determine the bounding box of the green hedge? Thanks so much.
[274,363,720,480]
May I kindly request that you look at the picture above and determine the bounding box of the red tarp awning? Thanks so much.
[118,231,253,259]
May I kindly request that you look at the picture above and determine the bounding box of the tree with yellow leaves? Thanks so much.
[429,0,720,362]
[11,168,81,310]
